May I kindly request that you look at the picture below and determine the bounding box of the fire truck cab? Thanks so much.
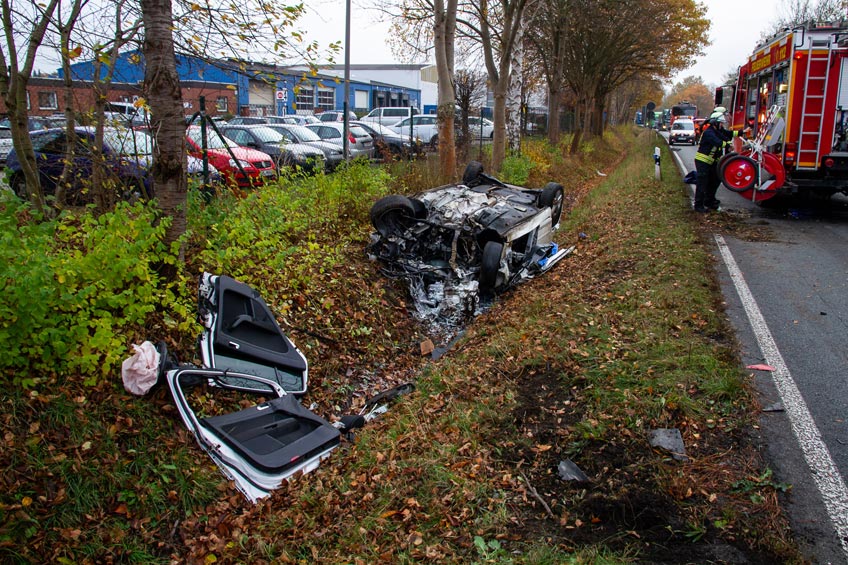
[715,22,848,202]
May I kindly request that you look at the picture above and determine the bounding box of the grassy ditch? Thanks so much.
[0,131,801,563]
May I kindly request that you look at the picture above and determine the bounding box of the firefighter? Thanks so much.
[693,111,734,212]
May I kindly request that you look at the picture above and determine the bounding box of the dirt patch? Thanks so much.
[496,367,784,564]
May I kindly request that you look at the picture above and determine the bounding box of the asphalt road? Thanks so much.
[667,134,848,564]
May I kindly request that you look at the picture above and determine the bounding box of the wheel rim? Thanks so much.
[722,158,757,191]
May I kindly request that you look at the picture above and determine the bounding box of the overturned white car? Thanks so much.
[368,162,572,323]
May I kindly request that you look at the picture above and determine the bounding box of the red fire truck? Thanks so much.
[715,22,848,202]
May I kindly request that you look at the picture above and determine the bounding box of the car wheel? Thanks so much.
[479,241,504,294]
[10,173,29,199]
[538,182,564,226]
[370,195,415,237]
[429,134,438,150]
[462,161,484,185]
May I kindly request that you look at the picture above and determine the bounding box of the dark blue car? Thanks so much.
[6,127,153,204]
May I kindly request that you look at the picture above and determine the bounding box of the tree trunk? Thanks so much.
[506,26,523,154]
[547,84,561,144]
[140,0,187,260]
[434,0,457,181]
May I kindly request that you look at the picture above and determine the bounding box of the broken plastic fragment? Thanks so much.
[648,428,688,462]
[557,459,589,482]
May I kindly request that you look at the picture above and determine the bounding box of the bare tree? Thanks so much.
[0,0,60,214]
[454,68,487,158]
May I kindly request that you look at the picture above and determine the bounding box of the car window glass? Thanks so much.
[226,129,251,145]
[366,108,380,118]
[322,127,340,139]
[385,109,405,117]
[33,131,67,154]
[289,125,320,141]
[103,128,152,156]
[350,126,369,138]
[251,126,284,143]
[187,127,236,149]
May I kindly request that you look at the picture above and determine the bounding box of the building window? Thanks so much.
[216,96,228,112]
[38,91,58,110]
[317,88,334,111]
[295,85,314,110]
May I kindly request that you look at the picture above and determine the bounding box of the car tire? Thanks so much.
[479,240,504,294]
[462,161,484,185]
[429,134,439,150]
[538,182,564,226]
[10,173,28,199]
[370,195,415,237]
[409,197,428,219]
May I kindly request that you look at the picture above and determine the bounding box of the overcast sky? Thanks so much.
[300,0,795,89]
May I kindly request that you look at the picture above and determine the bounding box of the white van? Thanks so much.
[360,106,419,127]
[104,101,150,126]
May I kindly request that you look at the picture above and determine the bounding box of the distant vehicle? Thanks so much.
[352,121,423,160]
[305,122,375,159]
[0,116,63,163]
[389,114,440,147]
[185,125,276,187]
[670,102,697,129]
[466,117,495,139]
[359,106,420,127]
[6,126,153,203]
[283,114,320,126]
[103,101,150,127]
[226,117,269,126]
[668,119,696,146]
[265,123,345,171]
[219,124,326,175]
[317,110,358,122]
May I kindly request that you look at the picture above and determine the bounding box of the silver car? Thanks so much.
[267,124,345,171]
[306,123,375,160]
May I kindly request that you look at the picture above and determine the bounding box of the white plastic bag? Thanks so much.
[121,341,161,396]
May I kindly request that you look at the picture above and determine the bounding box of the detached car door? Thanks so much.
[197,273,309,395]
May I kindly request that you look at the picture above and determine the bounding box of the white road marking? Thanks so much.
[715,234,848,559]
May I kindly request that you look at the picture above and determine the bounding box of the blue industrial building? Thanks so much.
[64,50,420,117]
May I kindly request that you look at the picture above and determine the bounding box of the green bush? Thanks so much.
[0,195,193,386]
[498,152,534,185]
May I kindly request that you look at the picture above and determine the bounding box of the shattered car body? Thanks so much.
[368,162,572,323]
[165,273,339,502]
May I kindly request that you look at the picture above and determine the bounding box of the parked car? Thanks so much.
[283,114,320,126]
[668,119,696,146]
[266,124,344,171]
[359,106,420,127]
[225,116,269,125]
[317,110,357,122]
[466,117,495,139]
[0,116,61,164]
[5,126,154,203]
[352,120,423,160]
[219,124,326,175]
[305,122,375,159]
[389,114,440,148]
[367,161,570,324]
[185,125,276,187]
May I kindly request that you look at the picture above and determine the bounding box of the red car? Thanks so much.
[186,126,276,187]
